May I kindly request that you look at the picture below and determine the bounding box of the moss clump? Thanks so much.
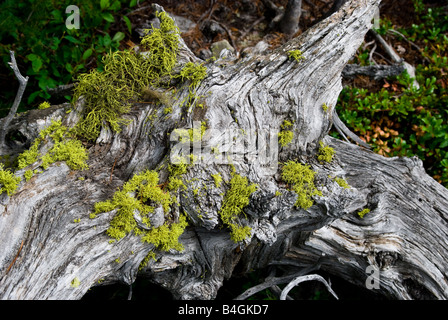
[72,11,181,141]
[358,208,370,218]
[219,172,257,242]
[92,169,187,252]
[317,141,335,164]
[24,170,33,182]
[176,62,207,108]
[288,49,306,63]
[140,11,180,78]
[17,120,88,171]
[70,277,80,288]
[211,173,222,188]
[0,164,21,196]
[38,101,50,110]
[281,160,322,210]
[278,120,294,147]
[334,177,350,189]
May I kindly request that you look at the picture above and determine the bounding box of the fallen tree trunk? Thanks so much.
[1,0,448,300]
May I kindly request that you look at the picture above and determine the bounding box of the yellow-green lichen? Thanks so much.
[219,172,257,242]
[317,141,335,164]
[334,177,350,189]
[24,169,33,182]
[17,120,88,171]
[288,50,306,63]
[91,169,187,253]
[70,277,80,288]
[0,164,21,196]
[358,208,370,218]
[211,173,222,188]
[281,160,322,210]
[38,101,50,110]
[72,11,184,141]
[322,103,329,112]
[278,120,294,147]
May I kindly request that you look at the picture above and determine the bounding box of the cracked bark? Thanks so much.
[1,0,448,300]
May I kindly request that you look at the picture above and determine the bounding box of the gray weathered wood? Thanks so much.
[1,0,448,300]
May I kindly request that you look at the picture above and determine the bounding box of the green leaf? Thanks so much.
[31,57,43,73]
[65,35,82,44]
[65,63,73,73]
[26,53,38,61]
[123,16,132,34]
[103,33,112,47]
[102,12,115,23]
[440,140,448,149]
[82,48,93,60]
[130,0,138,7]
[100,0,110,10]
[112,31,125,42]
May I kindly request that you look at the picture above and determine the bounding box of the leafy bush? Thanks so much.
[334,2,448,187]
[0,0,135,117]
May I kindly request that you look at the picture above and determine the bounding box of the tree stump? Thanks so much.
[1,0,447,300]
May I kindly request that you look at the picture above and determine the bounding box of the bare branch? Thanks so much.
[280,274,339,300]
[0,51,29,152]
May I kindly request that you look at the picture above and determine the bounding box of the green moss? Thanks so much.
[38,101,50,110]
[211,173,222,188]
[317,141,335,164]
[24,169,33,182]
[358,208,370,218]
[287,50,306,63]
[219,173,257,242]
[140,214,188,251]
[322,103,329,112]
[17,120,88,171]
[281,160,322,210]
[0,164,21,196]
[70,277,80,288]
[140,11,180,78]
[139,251,157,270]
[278,130,294,147]
[229,224,252,243]
[334,177,350,189]
[278,120,294,147]
[92,169,187,252]
[176,62,207,108]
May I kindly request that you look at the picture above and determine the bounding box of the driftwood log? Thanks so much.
[1,0,448,300]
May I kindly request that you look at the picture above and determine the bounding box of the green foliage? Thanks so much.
[219,172,257,242]
[0,164,21,196]
[0,0,130,116]
[281,160,322,210]
[334,3,448,187]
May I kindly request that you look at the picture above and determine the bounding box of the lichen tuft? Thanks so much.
[281,160,322,210]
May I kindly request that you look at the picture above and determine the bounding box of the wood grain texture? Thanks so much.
[2,0,447,300]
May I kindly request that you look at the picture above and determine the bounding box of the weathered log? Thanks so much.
[1,0,448,300]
